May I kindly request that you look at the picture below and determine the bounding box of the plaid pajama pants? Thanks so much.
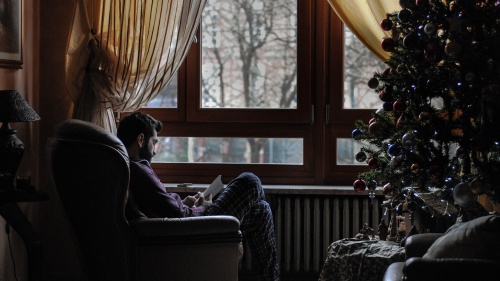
[205,172,280,281]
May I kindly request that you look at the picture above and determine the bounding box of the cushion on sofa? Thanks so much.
[423,214,500,260]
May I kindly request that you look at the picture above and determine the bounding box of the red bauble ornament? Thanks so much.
[380,19,393,31]
[368,157,380,169]
[379,88,393,102]
[353,179,367,192]
[415,0,429,7]
[382,38,395,52]
[382,68,393,76]
[393,100,406,113]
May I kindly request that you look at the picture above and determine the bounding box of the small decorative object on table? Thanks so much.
[354,223,375,240]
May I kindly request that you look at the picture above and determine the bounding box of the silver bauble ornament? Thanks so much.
[355,151,367,162]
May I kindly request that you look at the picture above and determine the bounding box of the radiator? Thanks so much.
[240,194,383,277]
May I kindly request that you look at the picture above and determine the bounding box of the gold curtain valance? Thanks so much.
[326,0,400,61]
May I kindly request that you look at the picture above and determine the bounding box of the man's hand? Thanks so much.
[182,195,197,207]
[194,192,213,212]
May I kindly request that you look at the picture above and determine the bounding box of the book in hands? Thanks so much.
[202,175,224,198]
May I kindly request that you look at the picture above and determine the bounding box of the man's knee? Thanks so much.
[238,172,260,182]
[237,172,264,197]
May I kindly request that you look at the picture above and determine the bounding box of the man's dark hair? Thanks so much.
[117,112,163,148]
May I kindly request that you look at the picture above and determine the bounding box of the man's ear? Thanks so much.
[136,133,145,147]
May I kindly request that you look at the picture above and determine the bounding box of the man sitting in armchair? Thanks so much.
[117,112,280,281]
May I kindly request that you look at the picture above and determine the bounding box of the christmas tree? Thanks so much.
[352,0,500,210]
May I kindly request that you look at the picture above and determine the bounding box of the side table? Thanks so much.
[319,238,405,281]
[0,189,48,281]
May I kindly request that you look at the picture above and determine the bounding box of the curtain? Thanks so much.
[326,0,400,61]
[65,0,206,132]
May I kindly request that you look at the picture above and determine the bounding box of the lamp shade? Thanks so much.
[0,90,40,122]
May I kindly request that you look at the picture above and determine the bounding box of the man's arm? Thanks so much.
[129,160,204,218]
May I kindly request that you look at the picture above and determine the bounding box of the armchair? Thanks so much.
[383,214,500,281]
[47,119,242,281]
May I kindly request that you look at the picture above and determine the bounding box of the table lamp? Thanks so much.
[0,90,40,191]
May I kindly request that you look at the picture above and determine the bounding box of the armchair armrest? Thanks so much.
[130,215,242,245]
[403,257,500,281]
[131,215,242,281]
[405,233,443,259]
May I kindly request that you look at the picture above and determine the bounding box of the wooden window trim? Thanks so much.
[138,0,371,185]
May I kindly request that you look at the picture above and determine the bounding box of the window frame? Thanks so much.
[323,8,374,186]
[136,0,373,185]
[184,0,312,124]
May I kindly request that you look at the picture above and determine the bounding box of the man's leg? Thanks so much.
[241,200,279,281]
[205,172,265,222]
[205,172,280,280]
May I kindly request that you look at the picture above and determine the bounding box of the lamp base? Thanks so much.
[0,123,24,191]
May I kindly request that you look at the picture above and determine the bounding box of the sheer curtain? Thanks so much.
[65,0,206,132]
[326,0,399,61]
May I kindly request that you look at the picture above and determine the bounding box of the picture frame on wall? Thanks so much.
[0,0,22,68]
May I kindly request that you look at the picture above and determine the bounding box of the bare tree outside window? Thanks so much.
[153,137,303,164]
[150,0,303,164]
[146,2,383,167]
[201,0,297,109]
[340,27,386,165]
[343,27,386,110]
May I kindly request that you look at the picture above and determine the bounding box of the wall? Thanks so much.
[1,0,87,280]
[38,0,83,280]
[0,1,39,280]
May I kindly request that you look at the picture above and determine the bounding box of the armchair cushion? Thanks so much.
[423,214,500,260]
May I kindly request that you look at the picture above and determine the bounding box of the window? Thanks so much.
[200,1,298,110]
[343,27,386,110]
[139,0,383,185]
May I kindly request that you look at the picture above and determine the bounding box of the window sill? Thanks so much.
[165,184,368,196]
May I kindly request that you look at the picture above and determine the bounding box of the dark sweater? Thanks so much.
[128,159,203,218]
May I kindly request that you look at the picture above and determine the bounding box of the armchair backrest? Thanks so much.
[47,119,135,281]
